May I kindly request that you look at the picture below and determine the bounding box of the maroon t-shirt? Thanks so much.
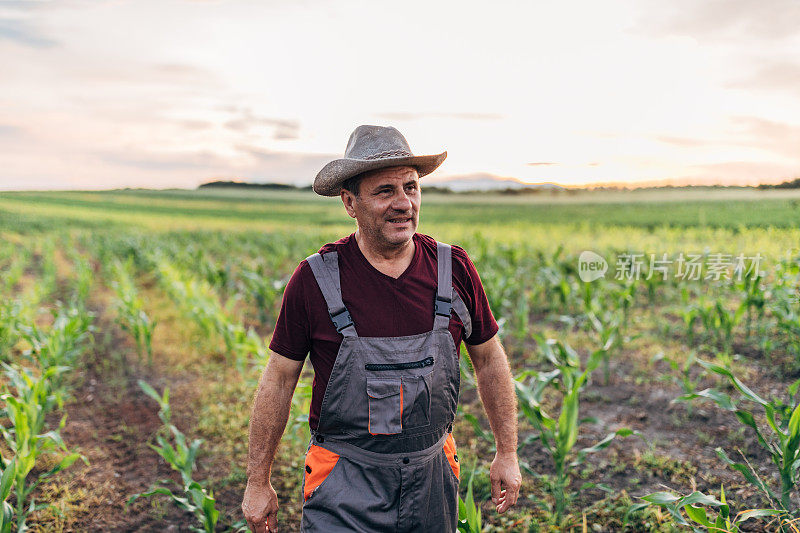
[269,232,499,430]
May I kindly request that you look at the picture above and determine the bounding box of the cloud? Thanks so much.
[636,0,800,41]
[224,109,300,140]
[68,61,222,88]
[235,144,337,182]
[653,117,800,162]
[98,149,228,171]
[91,145,337,185]
[688,160,799,184]
[666,117,800,184]
[726,116,800,161]
[179,119,214,130]
[526,161,557,166]
[727,61,800,96]
[0,18,57,48]
[0,0,60,48]
[0,124,22,137]
[375,112,504,121]
[656,136,715,147]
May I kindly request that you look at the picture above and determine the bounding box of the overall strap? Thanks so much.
[306,251,357,337]
[434,242,453,330]
[434,242,473,338]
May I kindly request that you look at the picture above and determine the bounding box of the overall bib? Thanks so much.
[300,241,473,533]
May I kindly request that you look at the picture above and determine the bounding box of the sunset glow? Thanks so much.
[1,0,799,190]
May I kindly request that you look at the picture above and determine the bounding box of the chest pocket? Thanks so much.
[365,357,435,435]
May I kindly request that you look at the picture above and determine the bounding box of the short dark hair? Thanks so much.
[341,173,364,197]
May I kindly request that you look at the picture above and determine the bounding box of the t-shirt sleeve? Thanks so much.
[453,246,499,345]
[268,261,311,361]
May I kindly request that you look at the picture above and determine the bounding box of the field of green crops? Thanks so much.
[2,187,800,532]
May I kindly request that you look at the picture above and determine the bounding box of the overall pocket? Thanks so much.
[402,371,433,429]
[303,445,340,501]
[366,377,403,435]
[443,433,460,480]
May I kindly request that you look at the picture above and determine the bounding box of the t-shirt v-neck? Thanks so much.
[350,233,420,283]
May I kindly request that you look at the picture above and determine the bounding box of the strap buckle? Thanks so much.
[329,307,354,332]
[434,295,452,318]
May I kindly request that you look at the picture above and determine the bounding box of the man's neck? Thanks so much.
[354,229,415,279]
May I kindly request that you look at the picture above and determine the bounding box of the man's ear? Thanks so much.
[341,190,357,219]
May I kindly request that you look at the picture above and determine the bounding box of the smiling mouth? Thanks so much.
[387,217,412,224]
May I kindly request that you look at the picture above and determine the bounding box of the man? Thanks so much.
[242,125,521,532]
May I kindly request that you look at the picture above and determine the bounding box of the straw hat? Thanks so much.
[313,125,447,196]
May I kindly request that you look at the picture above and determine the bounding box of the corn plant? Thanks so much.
[0,458,16,533]
[131,380,246,533]
[771,287,800,364]
[34,239,58,304]
[514,337,635,525]
[0,245,27,296]
[696,300,743,355]
[194,253,234,300]
[0,364,82,531]
[67,249,94,310]
[19,304,93,397]
[155,259,266,372]
[735,274,767,337]
[457,459,482,533]
[637,485,786,532]
[237,268,286,326]
[656,351,699,396]
[285,379,312,451]
[611,278,636,328]
[110,260,156,365]
[642,266,666,305]
[585,307,624,385]
[654,351,701,416]
[0,301,23,362]
[680,288,701,345]
[538,250,575,314]
[679,360,800,514]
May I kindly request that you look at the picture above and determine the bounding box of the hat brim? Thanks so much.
[313,151,447,196]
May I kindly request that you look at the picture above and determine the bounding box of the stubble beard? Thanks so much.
[362,212,417,251]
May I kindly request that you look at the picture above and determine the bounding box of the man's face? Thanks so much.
[341,166,421,248]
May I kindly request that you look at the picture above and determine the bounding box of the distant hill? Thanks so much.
[426,172,565,192]
[199,180,312,191]
[757,177,800,189]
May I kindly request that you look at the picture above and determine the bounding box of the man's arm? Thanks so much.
[465,334,522,514]
[242,353,304,533]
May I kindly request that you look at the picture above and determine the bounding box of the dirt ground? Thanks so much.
[25,288,795,532]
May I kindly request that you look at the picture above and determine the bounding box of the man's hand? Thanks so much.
[489,451,522,513]
[466,335,521,513]
[243,354,303,532]
[242,480,278,533]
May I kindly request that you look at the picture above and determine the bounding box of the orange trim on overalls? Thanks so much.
[443,433,459,480]
[400,385,403,428]
[304,445,340,501]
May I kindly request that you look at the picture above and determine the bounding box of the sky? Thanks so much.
[1,0,800,190]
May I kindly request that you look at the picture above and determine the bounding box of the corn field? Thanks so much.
[2,188,800,531]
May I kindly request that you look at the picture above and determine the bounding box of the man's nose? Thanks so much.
[392,190,413,211]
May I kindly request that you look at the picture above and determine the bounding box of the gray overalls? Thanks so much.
[300,241,474,532]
